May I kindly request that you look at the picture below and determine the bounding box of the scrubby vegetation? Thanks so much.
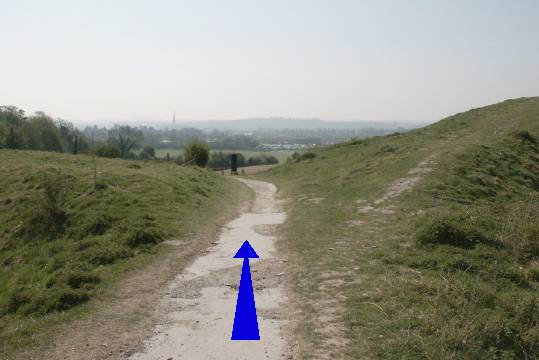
[288,151,317,163]
[208,151,279,168]
[184,140,210,167]
[259,97,539,359]
[0,150,239,355]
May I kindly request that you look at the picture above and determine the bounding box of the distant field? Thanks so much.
[154,148,295,164]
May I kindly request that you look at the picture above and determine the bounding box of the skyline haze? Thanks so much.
[1,0,538,126]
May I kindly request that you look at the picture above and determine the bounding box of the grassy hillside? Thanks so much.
[258,97,539,359]
[0,150,241,355]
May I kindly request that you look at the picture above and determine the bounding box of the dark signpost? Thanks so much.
[73,135,78,155]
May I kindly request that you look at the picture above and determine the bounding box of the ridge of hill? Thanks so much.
[258,97,539,359]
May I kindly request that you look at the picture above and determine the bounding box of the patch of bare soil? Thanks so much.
[373,158,436,205]
[351,156,437,224]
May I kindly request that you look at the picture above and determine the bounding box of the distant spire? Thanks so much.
[173,111,176,124]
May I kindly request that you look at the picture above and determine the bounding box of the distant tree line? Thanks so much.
[208,151,278,168]
[83,126,261,151]
[0,106,88,153]
[0,106,148,160]
[83,126,207,150]
[1,105,323,167]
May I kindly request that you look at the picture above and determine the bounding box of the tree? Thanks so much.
[184,141,209,167]
[29,113,64,152]
[95,144,121,158]
[108,125,143,159]
[139,145,156,160]
[0,105,25,148]
[0,120,7,148]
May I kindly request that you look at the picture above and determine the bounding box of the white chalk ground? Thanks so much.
[129,179,289,360]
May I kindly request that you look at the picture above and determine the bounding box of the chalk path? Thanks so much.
[129,178,289,360]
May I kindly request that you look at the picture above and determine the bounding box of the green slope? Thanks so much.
[0,150,242,355]
[258,97,539,359]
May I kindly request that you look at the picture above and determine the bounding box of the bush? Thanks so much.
[46,269,101,290]
[71,214,115,239]
[139,145,155,160]
[266,155,279,164]
[6,290,32,314]
[124,216,164,247]
[43,288,90,313]
[348,138,364,145]
[246,154,278,166]
[95,144,121,158]
[87,245,133,265]
[18,170,70,239]
[184,141,210,167]
[295,152,317,162]
[529,268,539,282]
[514,130,537,144]
[247,156,262,166]
[125,227,163,247]
[66,272,100,289]
[416,215,492,249]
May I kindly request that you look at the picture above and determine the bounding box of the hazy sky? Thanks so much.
[1,0,538,124]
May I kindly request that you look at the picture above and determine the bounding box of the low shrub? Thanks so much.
[294,152,317,162]
[529,268,539,282]
[87,246,133,265]
[17,170,70,240]
[94,144,121,158]
[45,270,101,290]
[348,138,364,145]
[416,215,492,249]
[125,226,163,247]
[74,214,115,238]
[246,154,279,166]
[139,145,155,160]
[6,289,32,314]
[66,272,100,289]
[94,181,108,190]
[43,288,90,313]
[514,130,537,144]
[379,145,397,153]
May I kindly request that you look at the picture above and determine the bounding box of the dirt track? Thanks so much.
[129,178,289,360]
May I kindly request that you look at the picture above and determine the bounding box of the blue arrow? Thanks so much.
[231,240,260,340]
